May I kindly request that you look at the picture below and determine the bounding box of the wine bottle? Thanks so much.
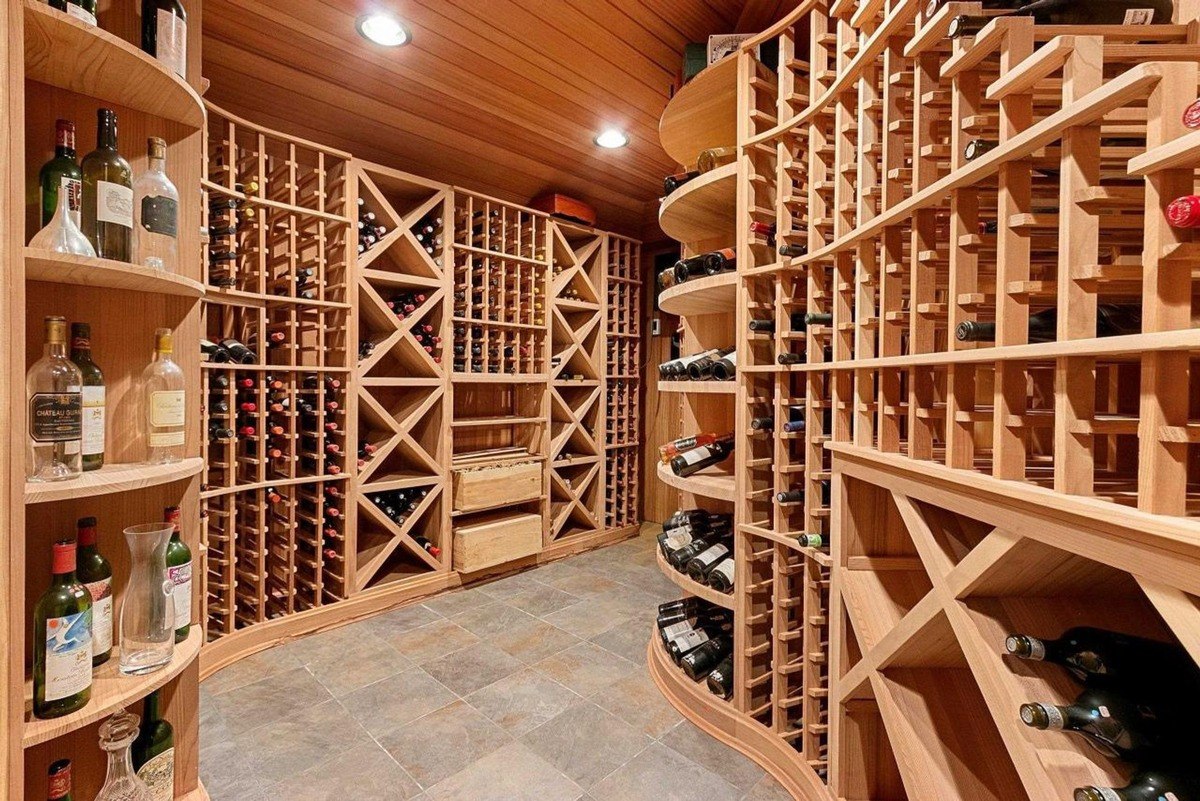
[219,338,257,364]
[703,248,736,275]
[1167,194,1200,228]
[657,597,704,624]
[141,0,188,79]
[963,139,995,161]
[1005,626,1200,689]
[40,119,82,228]
[664,170,700,194]
[687,348,734,380]
[81,109,133,261]
[777,352,805,365]
[132,689,175,800]
[673,253,710,284]
[46,759,73,801]
[659,431,719,463]
[67,323,106,471]
[710,350,737,381]
[1019,687,1169,760]
[779,243,807,258]
[686,539,733,582]
[706,656,735,699]
[949,0,1170,39]
[49,0,96,24]
[681,635,733,680]
[76,517,113,666]
[670,436,734,478]
[144,329,185,464]
[956,305,1141,343]
[1074,768,1200,801]
[750,416,774,431]
[200,339,229,363]
[163,506,192,643]
[748,318,776,333]
[706,558,735,592]
[777,489,804,504]
[28,316,83,482]
[133,137,179,272]
[34,540,93,719]
[697,146,737,172]
[668,619,733,664]
[668,527,733,570]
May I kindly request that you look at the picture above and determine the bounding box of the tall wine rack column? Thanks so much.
[604,235,642,530]
[351,161,451,592]
[547,222,606,541]
[201,104,353,638]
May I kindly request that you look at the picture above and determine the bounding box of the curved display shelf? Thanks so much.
[659,57,741,168]
[656,549,735,609]
[26,249,206,298]
[658,272,738,317]
[25,457,204,505]
[647,634,830,800]
[23,627,203,747]
[658,380,736,395]
[24,0,205,128]
[658,163,738,244]
[656,460,736,502]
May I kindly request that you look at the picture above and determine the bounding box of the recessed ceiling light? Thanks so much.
[594,129,630,149]
[356,13,411,47]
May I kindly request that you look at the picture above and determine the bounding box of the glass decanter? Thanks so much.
[29,177,96,257]
[96,710,152,801]
[119,524,175,675]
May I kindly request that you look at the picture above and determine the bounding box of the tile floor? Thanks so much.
[199,525,793,801]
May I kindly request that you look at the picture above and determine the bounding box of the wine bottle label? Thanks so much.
[156,9,188,79]
[695,543,730,568]
[1123,7,1156,23]
[711,560,735,586]
[663,530,694,550]
[65,2,97,25]
[1094,790,1120,801]
[30,392,82,442]
[60,175,82,226]
[662,621,695,640]
[84,577,113,655]
[141,196,179,238]
[671,629,711,652]
[96,181,134,229]
[168,562,192,627]
[150,390,185,427]
[680,446,713,466]
[81,385,105,456]
[137,747,175,801]
[44,609,92,702]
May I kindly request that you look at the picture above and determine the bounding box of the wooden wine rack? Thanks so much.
[651,2,1200,799]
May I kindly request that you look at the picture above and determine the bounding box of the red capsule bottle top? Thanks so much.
[1167,195,1200,228]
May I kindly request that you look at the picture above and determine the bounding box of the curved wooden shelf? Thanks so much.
[658,380,736,395]
[24,0,205,127]
[656,460,736,502]
[658,272,738,317]
[659,56,741,168]
[647,634,831,801]
[25,457,204,505]
[23,627,202,747]
[656,549,735,609]
[25,249,205,297]
[658,163,737,244]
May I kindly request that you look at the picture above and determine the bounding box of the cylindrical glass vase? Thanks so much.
[119,524,175,675]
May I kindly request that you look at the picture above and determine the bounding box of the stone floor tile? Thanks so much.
[660,719,766,791]
[202,645,301,696]
[505,585,583,617]
[520,700,651,788]
[378,699,512,788]
[589,616,652,664]
[422,741,583,801]
[588,742,742,801]
[338,667,457,738]
[206,666,332,737]
[265,741,422,800]
[384,617,480,663]
[450,600,537,638]
[592,672,683,739]
[421,641,525,696]
[464,669,581,736]
[307,635,412,697]
[488,617,581,664]
[533,641,637,697]
[740,775,796,801]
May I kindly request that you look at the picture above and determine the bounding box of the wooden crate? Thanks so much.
[452,511,542,572]
[452,461,543,512]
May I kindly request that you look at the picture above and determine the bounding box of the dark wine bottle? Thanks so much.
[710,351,737,381]
[777,489,804,504]
[706,558,735,592]
[779,243,807,258]
[777,352,805,365]
[1019,687,1170,760]
[219,338,257,364]
[164,506,192,643]
[132,689,175,797]
[1074,768,1200,801]
[664,170,700,194]
[673,254,709,284]
[1006,626,1200,689]
[703,248,736,275]
[706,655,735,699]
[201,339,230,363]
[748,319,776,333]
[670,436,734,477]
[796,533,825,548]
[70,323,105,472]
[141,0,188,79]
[46,759,73,801]
[668,527,732,570]
[949,0,1171,39]
[687,347,734,380]
[685,540,733,582]
[963,138,995,160]
[956,305,1140,343]
[81,109,133,261]
[668,619,733,664]
[682,635,733,680]
[40,119,82,228]
[75,517,112,666]
[33,541,93,719]
[750,416,774,431]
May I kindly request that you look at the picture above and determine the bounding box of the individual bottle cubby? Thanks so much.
[604,237,641,530]
[453,193,547,262]
[738,533,777,727]
[202,494,236,641]
[773,547,807,746]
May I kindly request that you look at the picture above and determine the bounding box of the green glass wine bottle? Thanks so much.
[75,516,113,666]
[81,108,133,261]
[69,323,105,471]
[33,540,93,719]
[132,689,175,801]
[164,506,192,642]
[39,119,81,228]
[46,759,73,801]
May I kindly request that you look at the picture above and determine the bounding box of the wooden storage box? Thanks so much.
[453,511,542,573]
[452,461,542,512]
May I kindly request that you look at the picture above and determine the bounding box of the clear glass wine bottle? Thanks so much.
[142,328,185,464]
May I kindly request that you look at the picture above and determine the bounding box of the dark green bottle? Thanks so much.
[75,517,112,666]
[81,109,133,261]
[69,324,105,471]
[132,689,175,799]
[164,506,192,642]
[39,120,82,228]
[1075,768,1200,800]
[46,759,73,801]
[33,541,93,719]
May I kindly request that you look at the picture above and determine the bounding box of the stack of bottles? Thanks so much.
[660,433,735,478]
[657,598,735,696]
[658,510,735,593]
[356,198,387,254]
[658,346,737,382]
[657,248,736,291]
[366,489,440,557]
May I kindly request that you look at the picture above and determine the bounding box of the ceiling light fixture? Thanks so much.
[594,129,630,149]
[356,12,411,47]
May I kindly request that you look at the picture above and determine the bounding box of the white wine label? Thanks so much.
[664,530,694,550]
[156,9,188,79]
[61,175,82,226]
[696,544,729,565]
[671,628,710,652]
[30,392,82,442]
[1097,705,1110,718]
[168,562,192,627]
[711,560,735,585]
[141,196,178,237]
[81,385,105,456]
[44,609,92,702]
[85,578,113,655]
[96,181,133,229]
[150,390,185,427]
[1094,790,1121,801]
[65,3,97,25]
[137,747,175,801]
[662,621,694,640]
[1164,793,1180,801]
[1123,8,1156,23]
[680,446,711,466]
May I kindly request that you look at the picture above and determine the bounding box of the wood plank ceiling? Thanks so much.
[201,0,786,238]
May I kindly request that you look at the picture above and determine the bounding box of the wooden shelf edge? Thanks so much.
[659,55,745,167]
[658,162,738,245]
[658,380,737,395]
[656,460,736,502]
[656,549,735,609]
[25,457,204,505]
[658,272,738,317]
[24,628,202,747]
[24,249,206,297]
[646,634,832,801]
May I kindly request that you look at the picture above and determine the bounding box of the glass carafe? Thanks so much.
[29,177,96,257]
[119,524,175,675]
[97,710,152,801]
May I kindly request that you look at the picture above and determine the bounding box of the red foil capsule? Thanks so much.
[1167,195,1200,228]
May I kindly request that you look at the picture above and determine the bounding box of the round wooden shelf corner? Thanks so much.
[24,457,205,505]
[655,459,736,502]
[656,548,735,609]
[646,632,831,801]
[657,272,738,317]
[659,56,741,168]
[658,379,737,395]
[25,249,206,298]
[23,627,203,748]
[658,163,738,244]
